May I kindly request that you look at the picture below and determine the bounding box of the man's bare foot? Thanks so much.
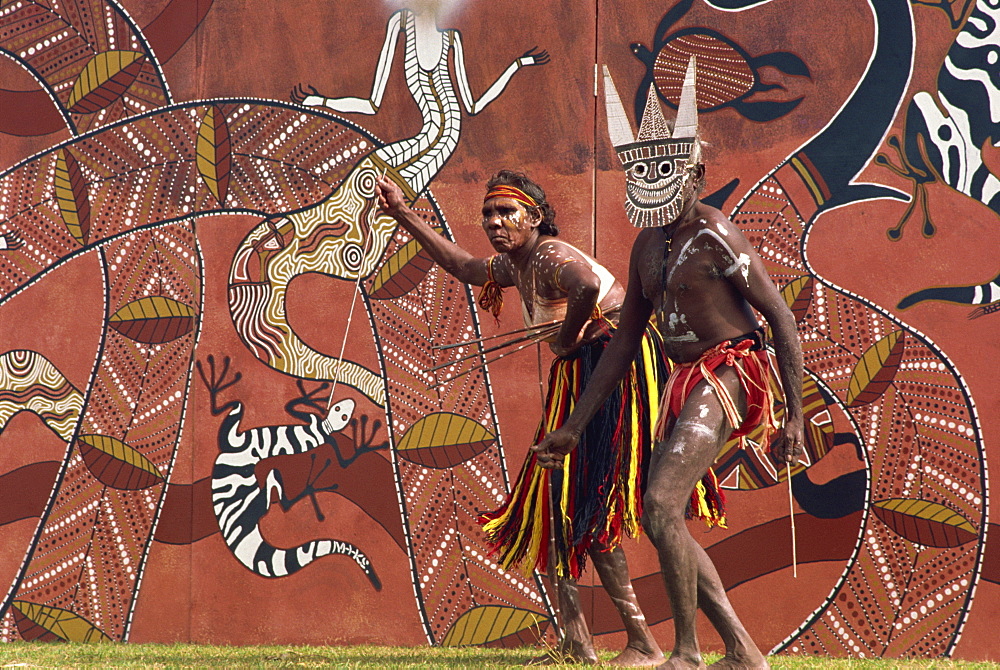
[656,654,707,670]
[707,652,769,669]
[608,643,666,667]
[609,647,667,666]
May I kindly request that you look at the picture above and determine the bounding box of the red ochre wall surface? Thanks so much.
[0,0,997,660]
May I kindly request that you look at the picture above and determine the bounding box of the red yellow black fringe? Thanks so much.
[479,324,668,580]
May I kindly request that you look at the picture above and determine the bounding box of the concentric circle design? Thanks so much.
[355,166,378,199]
[340,242,364,273]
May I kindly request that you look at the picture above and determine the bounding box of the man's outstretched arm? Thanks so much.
[376,175,490,286]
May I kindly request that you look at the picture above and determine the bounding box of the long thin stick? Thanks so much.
[536,342,546,411]
[547,469,563,642]
[427,337,542,390]
[536,341,563,647]
[432,319,564,350]
[787,463,797,578]
[426,323,559,373]
[327,167,385,411]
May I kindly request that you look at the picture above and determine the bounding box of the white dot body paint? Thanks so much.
[698,404,710,419]
[716,222,729,236]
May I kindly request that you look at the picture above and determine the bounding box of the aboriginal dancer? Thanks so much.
[377,169,668,665]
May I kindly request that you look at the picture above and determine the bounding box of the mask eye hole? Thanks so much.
[630,163,648,179]
[658,161,675,178]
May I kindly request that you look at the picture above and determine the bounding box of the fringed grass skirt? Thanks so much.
[479,325,667,580]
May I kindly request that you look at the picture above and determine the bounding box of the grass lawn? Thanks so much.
[1,644,999,668]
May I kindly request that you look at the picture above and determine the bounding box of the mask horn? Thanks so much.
[603,65,635,149]
[673,55,698,138]
[636,80,671,142]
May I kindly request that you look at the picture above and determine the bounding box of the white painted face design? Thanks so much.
[618,139,697,228]
[603,60,701,229]
[481,197,535,253]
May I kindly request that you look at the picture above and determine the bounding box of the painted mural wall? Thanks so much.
[0,0,997,660]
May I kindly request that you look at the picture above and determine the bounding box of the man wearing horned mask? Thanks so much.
[533,59,805,669]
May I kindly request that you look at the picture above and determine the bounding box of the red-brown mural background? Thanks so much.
[0,0,997,660]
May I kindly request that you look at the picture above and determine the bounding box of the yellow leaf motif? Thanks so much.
[67,51,146,114]
[78,434,164,490]
[845,330,905,407]
[109,296,196,343]
[397,412,496,468]
[11,601,112,642]
[441,605,548,646]
[369,232,441,300]
[873,498,977,548]
[53,149,91,246]
[196,106,232,204]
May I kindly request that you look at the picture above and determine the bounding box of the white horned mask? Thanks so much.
[604,56,701,228]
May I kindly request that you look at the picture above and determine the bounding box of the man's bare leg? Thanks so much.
[695,547,768,669]
[642,371,767,670]
[590,544,666,666]
[558,579,600,663]
[527,579,598,665]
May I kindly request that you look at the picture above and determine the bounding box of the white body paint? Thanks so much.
[667,226,751,288]
[659,224,752,342]
[724,252,751,285]
[664,296,699,343]
[677,419,717,439]
[663,331,699,343]
[671,419,718,453]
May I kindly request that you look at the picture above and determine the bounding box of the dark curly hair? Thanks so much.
[485,170,558,236]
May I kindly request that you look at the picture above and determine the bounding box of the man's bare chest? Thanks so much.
[639,243,721,306]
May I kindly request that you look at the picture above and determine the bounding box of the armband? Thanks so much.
[477,255,505,324]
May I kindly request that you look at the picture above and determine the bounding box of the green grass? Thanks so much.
[0,643,998,668]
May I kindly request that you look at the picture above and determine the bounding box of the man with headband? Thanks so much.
[534,60,804,669]
[376,169,668,665]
